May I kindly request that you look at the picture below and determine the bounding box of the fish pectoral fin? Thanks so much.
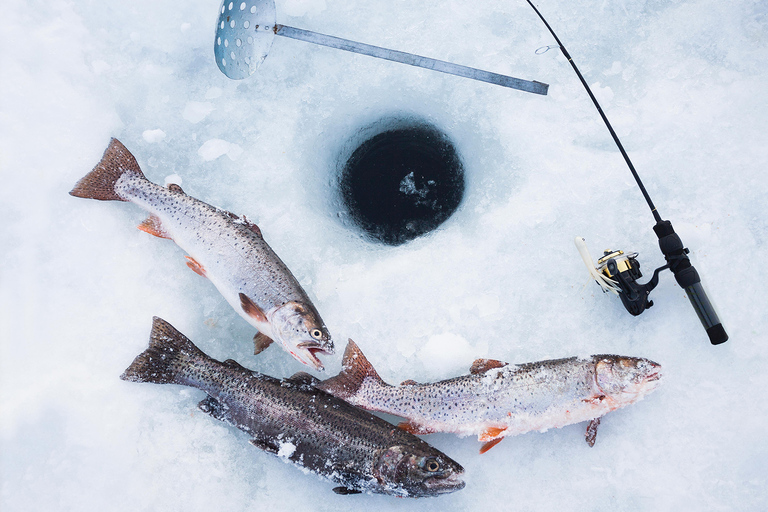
[253,332,274,354]
[240,293,268,323]
[479,437,505,454]
[332,487,362,495]
[198,396,232,424]
[478,426,508,442]
[400,379,419,386]
[585,417,601,447]
[286,371,320,387]
[249,436,279,455]
[582,394,606,405]
[137,214,172,240]
[184,256,207,277]
[469,358,509,375]
[397,421,435,435]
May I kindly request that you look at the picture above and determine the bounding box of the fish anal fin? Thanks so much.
[397,421,435,436]
[333,487,362,495]
[478,426,508,442]
[184,256,207,277]
[253,332,274,354]
[315,339,385,401]
[470,358,509,375]
[239,293,268,323]
[585,417,601,447]
[198,396,232,423]
[479,437,504,454]
[138,214,173,240]
[400,379,419,386]
[249,437,279,455]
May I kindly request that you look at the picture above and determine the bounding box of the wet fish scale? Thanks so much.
[121,318,465,497]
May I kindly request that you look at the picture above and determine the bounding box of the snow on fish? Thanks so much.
[121,318,465,497]
[70,138,333,370]
[317,340,663,453]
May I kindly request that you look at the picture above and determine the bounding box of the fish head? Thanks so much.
[372,445,465,497]
[270,301,333,371]
[594,355,663,404]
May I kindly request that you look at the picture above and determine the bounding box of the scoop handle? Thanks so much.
[275,24,549,95]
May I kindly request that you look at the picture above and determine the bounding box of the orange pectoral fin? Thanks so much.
[137,214,172,240]
[397,421,436,436]
[478,426,508,442]
[479,437,505,454]
[239,293,268,323]
[184,256,207,277]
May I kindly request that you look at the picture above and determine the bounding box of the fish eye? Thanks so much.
[424,458,440,472]
[310,329,323,339]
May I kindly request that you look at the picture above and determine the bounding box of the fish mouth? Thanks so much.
[422,472,466,495]
[296,342,332,371]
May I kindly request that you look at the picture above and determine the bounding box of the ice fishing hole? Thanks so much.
[339,123,464,246]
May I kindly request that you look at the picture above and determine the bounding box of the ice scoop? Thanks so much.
[214,0,548,95]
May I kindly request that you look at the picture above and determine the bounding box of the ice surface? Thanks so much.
[1,0,767,510]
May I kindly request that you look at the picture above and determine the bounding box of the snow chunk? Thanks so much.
[198,139,243,161]
[277,441,296,458]
[142,129,166,143]
[182,102,215,124]
[418,332,475,374]
[164,174,182,187]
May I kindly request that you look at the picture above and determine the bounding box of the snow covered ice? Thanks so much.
[1,0,767,510]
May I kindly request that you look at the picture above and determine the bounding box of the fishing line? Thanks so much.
[526,0,728,345]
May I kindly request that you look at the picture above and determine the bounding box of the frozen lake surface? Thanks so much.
[1,0,767,510]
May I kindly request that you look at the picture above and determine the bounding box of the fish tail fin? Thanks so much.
[121,317,205,385]
[70,138,145,201]
[316,339,387,400]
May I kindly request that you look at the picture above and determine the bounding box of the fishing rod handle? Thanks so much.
[654,220,728,345]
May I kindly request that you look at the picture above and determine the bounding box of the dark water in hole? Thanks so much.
[340,125,464,246]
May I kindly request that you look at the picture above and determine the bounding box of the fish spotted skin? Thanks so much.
[70,138,332,370]
[317,340,663,453]
[121,318,465,498]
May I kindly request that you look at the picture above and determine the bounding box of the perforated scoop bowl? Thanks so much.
[214,0,549,95]
[215,0,276,79]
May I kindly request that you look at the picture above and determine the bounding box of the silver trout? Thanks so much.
[317,340,662,453]
[71,138,332,370]
[122,318,465,497]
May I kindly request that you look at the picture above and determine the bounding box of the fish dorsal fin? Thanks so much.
[241,215,262,238]
[137,214,172,240]
[400,379,419,386]
[470,358,509,375]
[315,339,385,400]
[585,417,601,447]
[479,437,504,454]
[167,183,184,194]
[239,293,268,323]
[184,256,207,277]
[333,487,362,495]
[286,371,320,387]
[253,332,274,354]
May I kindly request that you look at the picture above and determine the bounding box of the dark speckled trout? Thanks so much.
[122,318,465,497]
[71,138,332,370]
[317,340,662,453]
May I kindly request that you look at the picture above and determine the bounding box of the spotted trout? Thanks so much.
[121,318,465,497]
[71,138,332,370]
[317,340,662,453]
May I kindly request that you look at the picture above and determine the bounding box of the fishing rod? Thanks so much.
[526,0,728,345]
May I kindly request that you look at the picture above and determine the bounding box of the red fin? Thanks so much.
[479,437,504,454]
[478,426,507,442]
[253,332,274,354]
[585,417,601,447]
[315,339,386,400]
[239,293,268,323]
[397,421,435,435]
[184,256,207,277]
[137,214,172,239]
[400,379,419,386]
[70,138,144,201]
[470,358,509,375]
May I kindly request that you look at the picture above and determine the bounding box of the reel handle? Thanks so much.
[653,220,728,344]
